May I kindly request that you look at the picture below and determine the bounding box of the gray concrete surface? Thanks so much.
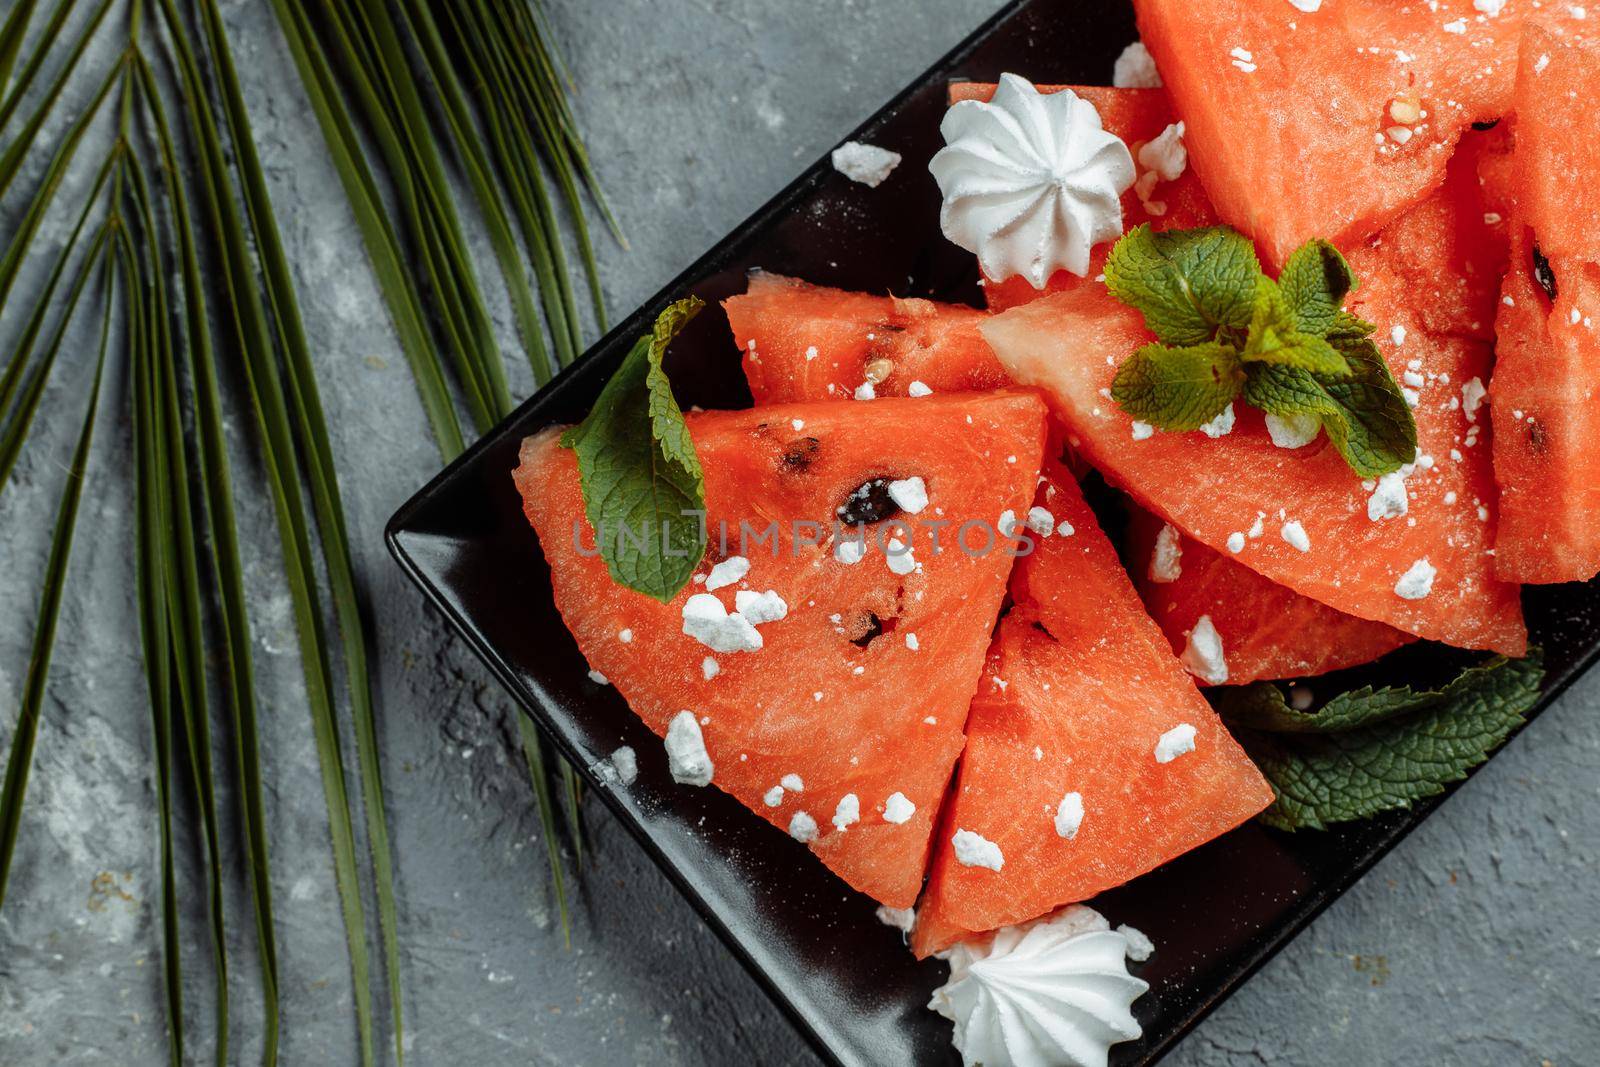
[0,0,1596,1064]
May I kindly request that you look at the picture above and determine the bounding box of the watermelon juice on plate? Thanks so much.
[391,3,1600,1064]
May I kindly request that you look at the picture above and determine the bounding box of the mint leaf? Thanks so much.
[561,298,707,602]
[1105,224,1260,347]
[1240,279,1351,376]
[1278,238,1357,336]
[1111,340,1243,431]
[1220,653,1544,831]
[1243,337,1416,477]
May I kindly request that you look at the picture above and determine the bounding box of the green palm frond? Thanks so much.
[1,0,620,1062]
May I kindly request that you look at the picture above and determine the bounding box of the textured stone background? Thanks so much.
[0,0,1596,1064]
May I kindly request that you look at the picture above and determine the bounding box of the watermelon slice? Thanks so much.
[979,173,1528,654]
[947,83,1219,311]
[513,391,1047,907]
[911,463,1273,957]
[1489,24,1600,584]
[725,271,1008,406]
[1131,0,1573,268]
[1127,506,1414,686]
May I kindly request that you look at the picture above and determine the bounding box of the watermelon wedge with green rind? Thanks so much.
[911,462,1273,957]
[513,391,1047,907]
[1490,23,1600,584]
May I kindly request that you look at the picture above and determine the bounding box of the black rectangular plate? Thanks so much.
[386,1,1600,1063]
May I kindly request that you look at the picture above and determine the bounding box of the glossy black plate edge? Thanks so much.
[382,1,1600,1062]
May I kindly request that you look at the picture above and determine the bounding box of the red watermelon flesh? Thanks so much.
[1490,23,1600,583]
[946,83,1218,311]
[911,463,1273,957]
[1127,506,1414,686]
[1131,0,1575,269]
[513,391,1047,907]
[725,271,1008,406]
[979,221,1528,654]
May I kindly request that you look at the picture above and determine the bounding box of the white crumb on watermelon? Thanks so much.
[883,792,916,824]
[763,786,785,807]
[1154,723,1198,764]
[702,656,719,681]
[804,345,819,361]
[1134,121,1187,215]
[1462,379,1486,418]
[791,418,805,432]
[664,711,714,786]
[1391,324,1408,346]
[618,628,633,643]
[610,747,638,786]
[1402,386,1420,408]
[788,812,818,843]
[905,632,920,651]
[886,537,918,575]
[1117,924,1156,962]
[997,509,1020,537]
[1368,471,1409,521]
[1130,420,1155,441]
[1404,370,1426,388]
[1199,402,1236,438]
[854,381,876,401]
[1265,412,1320,449]
[1056,518,1075,537]
[907,380,933,397]
[704,555,750,592]
[1280,521,1311,552]
[887,476,929,514]
[877,904,917,933]
[1148,523,1183,583]
[923,715,938,725]
[1535,52,1550,74]
[952,829,1004,871]
[1395,558,1437,599]
[682,593,763,653]
[735,589,788,625]
[1248,511,1266,538]
[1443,17,1467,33]
[832,794,861,831]
[1054,792,1085,840]
[1113,41,1162,88]
[1226,531,1246,553]
[1574,5,1589,19]
[1026,506,1055,536]
[1033,746,1044,761]
[1181,615,1229,685]
[834,536,867,565]
[587,669,609,685]
[781,773,805,792]
[831,141,902,187]
[1475,0,1506,12]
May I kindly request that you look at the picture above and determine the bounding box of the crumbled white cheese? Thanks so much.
[832,794,861,831]
[664,711,714,786]
[1280,520,1311,553]
[907,380,933,397]
[1199,402,1236,438]
[887,476,929,514]
[905,632,920,651]
[1118,924,1156,962]
[1443,17,1467,33]
[1391,324,1408,347]
[831,141,902,187]
[734,588,788,625]
[788,811,818,843]
[885,537,917,576]
[704,555,751,592]
[1535,52,1551,74]
[1368,471,1409,521]
[1226,531,1246,554]
[1056,519,1076,537]
[1180,615,1228,685]
[1026,506,1056,536]
[609,746,638,786]
[1131,420,1155,441]
[618,628,633,643]
[763,786,785,807]
[854,381,876,401]
[834,536,867,565]
[1154,723,1198,764]
[1054,792,1085,840]
[1395,558,1437,600]
[1461,377,1487,421]
[682,593,764,653]
[1265,412,1320,449]
[1474,0,1506,13]
[1113,40,1162,88]
[587,669,609,685]
[804,345,819,361]
[952,829,1004,871]
[702,656,720,681]
[1148,523,1184,583]
[877,904,916,933]
[883,791,916,824]
[997,509,1020,537]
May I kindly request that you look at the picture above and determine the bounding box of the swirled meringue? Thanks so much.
[931,74,1135,288]
[930,905,1148,1067]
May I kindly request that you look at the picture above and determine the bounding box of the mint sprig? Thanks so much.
[561,298,707,602]
[1106,226,1417,477]
[1215,652,1544,831]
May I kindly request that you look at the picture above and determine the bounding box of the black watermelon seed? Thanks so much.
[1532,245,1558,302]
[836,478,900,525]
[779,436,821,473]
[1471,119,1500,131]
[1529,419,1548,454]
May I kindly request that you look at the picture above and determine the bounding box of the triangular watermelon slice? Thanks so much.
[946,83,1219,310]
[725,271,1008,406]
[980,172,1528,654]
[513,391,1047,906]
[1127,506,1414,686]
[1131,0,1580,267]
[911,463,1273,957]
[1490,23,1600,584]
